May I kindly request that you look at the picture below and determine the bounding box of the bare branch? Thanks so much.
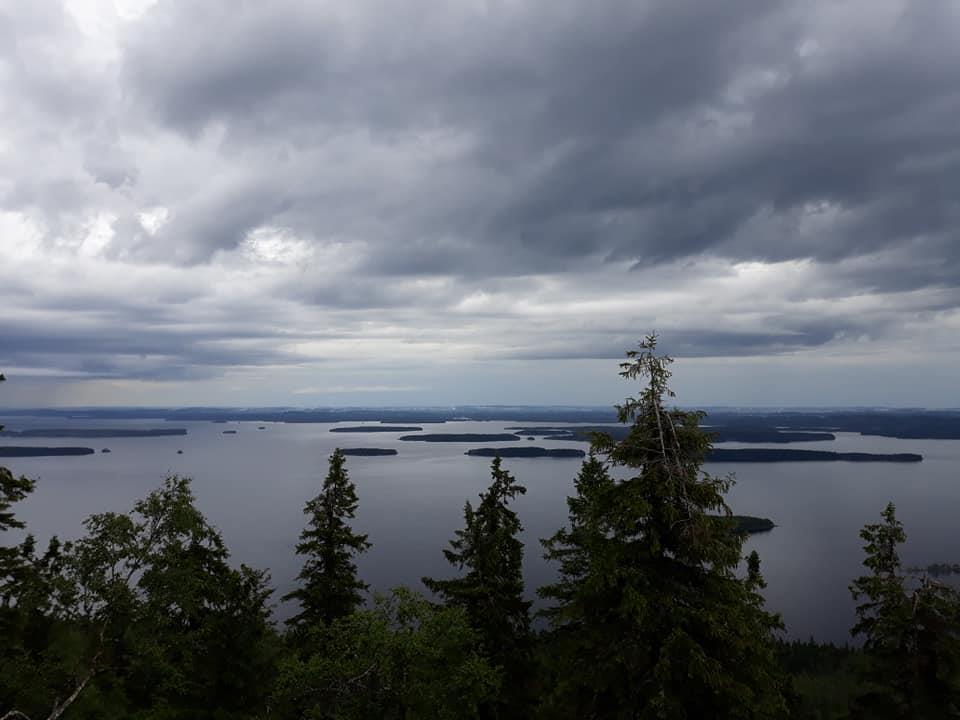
[1,711,34,720]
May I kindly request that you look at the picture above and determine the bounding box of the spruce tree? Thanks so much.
[850,503,960,717]
[284,448,371,633]
[423,456,532,716]
[0,468,34,591]
[0,370,35,598]
[539,334,788,718]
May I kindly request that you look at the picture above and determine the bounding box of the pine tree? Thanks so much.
[423,456,532,716]
[284,448,371,633]
[850,503,960,717]
[539,334,788,718]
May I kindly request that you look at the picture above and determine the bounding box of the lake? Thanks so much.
[4,415,958,644]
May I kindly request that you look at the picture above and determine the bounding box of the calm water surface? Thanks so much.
[4,416,958,643]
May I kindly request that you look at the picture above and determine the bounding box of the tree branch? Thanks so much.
[1,711,34,720]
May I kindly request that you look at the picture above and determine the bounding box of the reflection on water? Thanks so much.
[4,416,959,643]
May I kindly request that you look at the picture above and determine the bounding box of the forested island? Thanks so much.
[0,427,187,438]
[330,426,423,433]
[728,515,776,534]
[710,430,836,443]
[507,425,836,443]
[707,449,923,462]
[506,425,628,441]
[339,448,399,456]
[465,447,586,458]
[0,446,95,457]
[399,433,522,442]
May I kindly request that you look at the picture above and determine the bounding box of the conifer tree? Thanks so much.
[0,468,34,591]
[849,503,960,717]
[284,448,371,633]
[423,456,532,716]
[0,370,35,597]
[539,334,788,718]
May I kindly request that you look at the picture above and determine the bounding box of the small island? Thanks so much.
[707,449,922,463]
[710,430,836,443]
[728,516,776,534]
[339,448,399,456]
[331,426,423,433]
[506,425,628,441]
[0,446,95,457]
[0,428,187,438]
[506,426,836,444]
[705,515,775,534]
[400,433,521,442]
[466,447,586,458]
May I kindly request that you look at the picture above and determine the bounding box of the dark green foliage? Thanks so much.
[1,476,278,720]
[777,640,866,719]
[106,476,278,719]
[273,587,500,719]
[423,457,532,715]
[726,514,776,534]
[539,334,789,718]
[0,466,35,580]
[284,448,371,633]
[849,503,960,718]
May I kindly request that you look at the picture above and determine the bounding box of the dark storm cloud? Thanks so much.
[495,318,875,361]
[115,0,960,290]
[0,317,314,379]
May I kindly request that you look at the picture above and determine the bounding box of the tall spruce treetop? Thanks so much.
[850,503,960,718]
[423,456,532,717]
[539,334,787,719]
[284,448,371,631]
[423,456,531,655]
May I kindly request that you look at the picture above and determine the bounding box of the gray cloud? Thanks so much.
[1,0,959,401]
[109,0,960,285]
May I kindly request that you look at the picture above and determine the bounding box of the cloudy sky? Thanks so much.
[1,0,959,408]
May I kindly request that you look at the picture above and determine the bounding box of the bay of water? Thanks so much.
[4,416,958,643]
